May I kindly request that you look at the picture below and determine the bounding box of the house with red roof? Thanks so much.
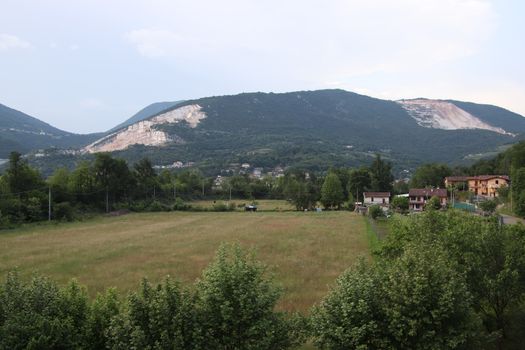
[444,175,509,198]
[409,188,447,211]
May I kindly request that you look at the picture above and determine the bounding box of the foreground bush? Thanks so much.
[380,211,525,347]
[196,244,306,350]
[0,272,114,349]
[107,278,204,350]
[0,244,304,349]
[312,247,480,349]
[368,205,384,219]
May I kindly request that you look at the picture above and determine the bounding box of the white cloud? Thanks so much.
[125,0,496,80]
[0,33,31,51]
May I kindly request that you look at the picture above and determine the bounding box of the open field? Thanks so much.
[0,210,369,312]
[190,199,295,211]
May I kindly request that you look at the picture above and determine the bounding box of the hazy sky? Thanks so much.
[1,0,524,134]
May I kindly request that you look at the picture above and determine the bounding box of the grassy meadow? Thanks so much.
[190,199,296,211]
[0,210,369,313]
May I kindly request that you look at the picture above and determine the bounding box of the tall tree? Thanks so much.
[4,151,44,194]
[410,163,451,188]
[133,158,157,199]
[321,172,344,209]
[330,168,351,199]
[347,167,371,202]
[369,154,393,192]
[93,153,133,210]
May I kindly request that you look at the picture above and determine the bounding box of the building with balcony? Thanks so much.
[444,175,509,197]
[409,188,447,211]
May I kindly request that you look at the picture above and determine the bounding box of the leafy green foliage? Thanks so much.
[321,173,345,209]
[368,205,384,219]
[391,196,409,212]
[107,278,203,350]
[0,272,91,349]
[312,247,480,349]
[378,211,525,348]
[410,163,452,188]
[369,154,394,192]
[347,167,371,201]
[311,259,388,349]
[196,243,303,350]
[478,200,497,214]
[426,196,442,210]
[275,170,320,210]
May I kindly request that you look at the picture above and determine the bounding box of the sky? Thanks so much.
[0,0,524,134]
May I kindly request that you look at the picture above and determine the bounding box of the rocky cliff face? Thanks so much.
[82,104,206,153]
[397,99,514,136]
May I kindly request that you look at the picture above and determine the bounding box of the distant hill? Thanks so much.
[0,103,102,158]
[108,101,183,133]
[5,90,525,175]
[72,89,525,175]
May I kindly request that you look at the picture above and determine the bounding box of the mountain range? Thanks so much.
[2,89,525,175]
[0,103,103,159]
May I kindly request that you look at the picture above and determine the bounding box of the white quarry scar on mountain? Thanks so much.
[82,104,206,153]
[397,99,514,136]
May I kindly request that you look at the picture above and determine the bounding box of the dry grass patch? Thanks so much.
[0,210,368,312]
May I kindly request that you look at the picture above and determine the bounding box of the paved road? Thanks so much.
[500,214,525,225]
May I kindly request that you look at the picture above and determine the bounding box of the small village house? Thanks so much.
[409,188,447,211]
[363,192,390,207]
[444,175,509,197]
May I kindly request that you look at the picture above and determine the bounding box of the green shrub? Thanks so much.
[53,201,75,221]
[0,272,90,349]
[146,200,170,212]
[368,205,384,219]
[172,197,191,211]
[478,199,497,214]
[312,248,481,349]
[425,196,442,211]
[211,201,236,212]
[196,243,304,349]
[391,196,409,213]
[107,278,203,350]
[0,210,10,229]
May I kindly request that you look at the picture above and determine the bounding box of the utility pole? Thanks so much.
[511,184,513,212]
[48,187,51,221]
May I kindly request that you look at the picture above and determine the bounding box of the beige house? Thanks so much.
[363,192,390,207]
[445,175,509,198]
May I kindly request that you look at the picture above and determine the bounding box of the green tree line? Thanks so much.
[0,152,395,227]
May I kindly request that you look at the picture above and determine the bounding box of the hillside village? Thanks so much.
[358,174,509,214]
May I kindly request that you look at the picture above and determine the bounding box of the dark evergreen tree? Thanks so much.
[369,154,393,192]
